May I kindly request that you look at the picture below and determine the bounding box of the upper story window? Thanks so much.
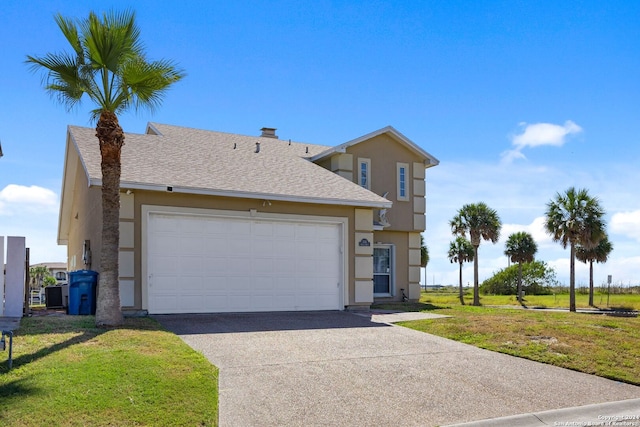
[397,163,409,201]
[358,158,371,190]
[55,271,67,281]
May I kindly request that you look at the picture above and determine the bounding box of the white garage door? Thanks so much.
[146,213,343,314]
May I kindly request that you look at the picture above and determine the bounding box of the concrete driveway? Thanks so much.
[155,311,640,426]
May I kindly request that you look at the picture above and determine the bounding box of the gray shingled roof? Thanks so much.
[69,123,391,208]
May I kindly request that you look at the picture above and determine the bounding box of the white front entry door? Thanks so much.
[373,244,394,296]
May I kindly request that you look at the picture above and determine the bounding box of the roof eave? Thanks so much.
[58,128,89,245]
[107,180,393,209]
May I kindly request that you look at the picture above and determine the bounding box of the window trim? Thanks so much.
[358,158,371,190]
[397,163,409,201]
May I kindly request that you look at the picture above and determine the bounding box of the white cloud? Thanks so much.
[610,210,640,241]
[501,120,583,163]
[0,184,64,264]
[501,216,552,247]
[0,184,58,215]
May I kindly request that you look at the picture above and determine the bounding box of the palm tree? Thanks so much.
[27,11,185,326]
[29,266,51,290]
[545,187,605,312]
[420,235,429,292]
[450,203,502,306]
[576,235,613,307]
[504,232,537,303]
[448,237,474,305]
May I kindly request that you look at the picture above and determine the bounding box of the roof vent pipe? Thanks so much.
[260,127,278,139]
[255,142,260,153]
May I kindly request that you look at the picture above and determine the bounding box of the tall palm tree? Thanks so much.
[504,232,537,302]
[448,237,474,305]
[27,11,185,326]
[545,187,605,312]
[576,235,613,307]
[450,202,502,306]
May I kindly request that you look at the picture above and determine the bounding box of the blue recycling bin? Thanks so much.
[68,270,98,315]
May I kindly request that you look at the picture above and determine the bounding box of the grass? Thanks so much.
[421,291,640,310]
[374,294,640,386]
[0,315,218,426]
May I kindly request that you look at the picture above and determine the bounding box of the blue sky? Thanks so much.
[1,1,639,288]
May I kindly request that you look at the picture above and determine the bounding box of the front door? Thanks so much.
[373,245,393,296]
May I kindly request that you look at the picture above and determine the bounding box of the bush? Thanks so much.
[480,261,558,295]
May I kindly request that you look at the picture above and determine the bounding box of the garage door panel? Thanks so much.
[296,224,319,239]
[252,238,275,254]
[274,223,295,238]
[253,258,275,275]
[152,235,180,254]
[203,257,229,274]
[203,236,223,252]
[151,215,178,232]
[181,277,204,291]
[147,213,342,314]
[177,256,203,273]
[228,220,251,236]
[227,257,248,274]
[179,236,206,254]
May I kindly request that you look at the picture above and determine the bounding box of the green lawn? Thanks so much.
[421,291,640,310]
[375,294,640,385]
[0,315,218,426]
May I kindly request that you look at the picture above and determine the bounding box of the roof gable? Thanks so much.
[310,126,439,168]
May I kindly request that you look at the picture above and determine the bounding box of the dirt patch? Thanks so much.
[529,336,558,345]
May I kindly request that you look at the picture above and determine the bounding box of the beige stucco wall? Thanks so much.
[66,157,102,275]
[344,134,425,232]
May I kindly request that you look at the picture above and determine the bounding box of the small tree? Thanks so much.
[480,260,558,295]
[448,237,474,305]
[504,232,538,302]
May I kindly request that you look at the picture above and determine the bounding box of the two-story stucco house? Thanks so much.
[58,123,438,314]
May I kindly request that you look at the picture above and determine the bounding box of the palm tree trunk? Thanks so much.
[517,262,523,303]
[458,261,465,305]
[473,246,480,306]
[588,261,594,307]
[569,243,576,312]
[95,110,124,327]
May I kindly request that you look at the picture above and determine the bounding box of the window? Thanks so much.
[397,163,409,201]
[358,158,371,189]
[55,271,67,281]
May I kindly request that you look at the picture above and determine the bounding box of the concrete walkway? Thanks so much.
[156,311,640,426]
[0,317,21,332]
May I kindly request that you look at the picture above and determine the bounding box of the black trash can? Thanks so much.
[68,270,98,315]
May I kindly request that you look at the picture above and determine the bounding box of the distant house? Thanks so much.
[30,262,68,286]
[58,123,439,314]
